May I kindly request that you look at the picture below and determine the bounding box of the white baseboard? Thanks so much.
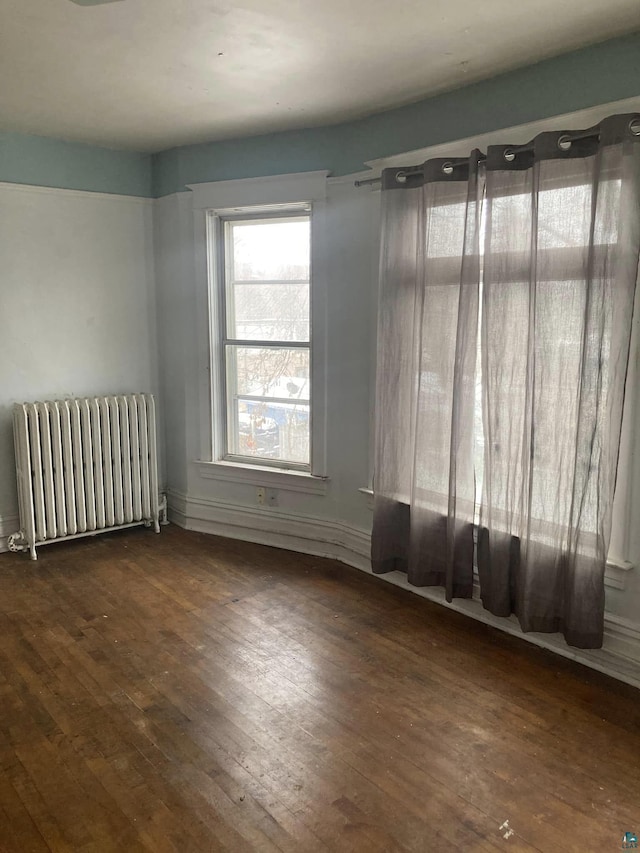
[375,572,640,688]
[169,489,640,689]
[168,489,371,571]
[0,513,19,554]
[601,614,640,668]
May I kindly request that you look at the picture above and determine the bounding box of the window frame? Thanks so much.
[188,170,330,489]
[212,206,313,471]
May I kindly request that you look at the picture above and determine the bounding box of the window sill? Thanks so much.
[605,558,634,590]
[196,460,330,495]
[358,487,374,509]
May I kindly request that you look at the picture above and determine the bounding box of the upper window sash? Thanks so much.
[221,212,311,347]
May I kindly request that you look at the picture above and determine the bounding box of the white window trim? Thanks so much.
[196,460,328,494]
[213,207,312,471]
[189,171,330,489]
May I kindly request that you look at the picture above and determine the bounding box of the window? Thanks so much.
[214,209,312,469]
[411,175,626,546]
[192,170,327,486]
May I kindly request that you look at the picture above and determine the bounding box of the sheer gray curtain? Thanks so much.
[479,115,640,647]
[372,114,640,649]
[372,152,483,600]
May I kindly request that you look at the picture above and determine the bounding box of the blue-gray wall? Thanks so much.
[2,31,639,198]
[0,133,153,197]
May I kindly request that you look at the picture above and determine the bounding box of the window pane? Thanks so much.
[229,400,310,465]
[487,180,620,256]
[229,346,309,400]
[231,219,310,281]
[229,282,309,342]
[225,345,310,465]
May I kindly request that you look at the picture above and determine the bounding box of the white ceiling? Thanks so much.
[2,0,639,152]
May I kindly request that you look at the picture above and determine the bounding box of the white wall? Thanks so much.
[0,182,159,544]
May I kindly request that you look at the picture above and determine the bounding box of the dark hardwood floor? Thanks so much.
[0,525,638,852]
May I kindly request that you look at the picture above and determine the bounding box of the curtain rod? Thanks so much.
[354,176,381,187]
[354,126,606,188]
[355,161,474,188]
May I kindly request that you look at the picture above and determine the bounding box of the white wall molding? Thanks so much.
[0,180,153,205]
[154,191,191,204]
[169,489,640,687]
[603,614,640,668]
[187,170,330,210]
[0,514,20,554]
[168,489,370,570]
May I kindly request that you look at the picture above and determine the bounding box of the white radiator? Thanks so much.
[8,394,165,560]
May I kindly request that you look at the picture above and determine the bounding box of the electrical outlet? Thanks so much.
[256,487,266,505]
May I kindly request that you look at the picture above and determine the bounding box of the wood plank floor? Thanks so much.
[0,525,639,852]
